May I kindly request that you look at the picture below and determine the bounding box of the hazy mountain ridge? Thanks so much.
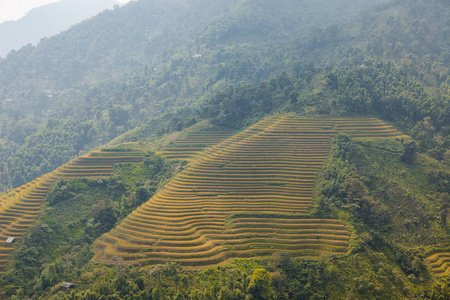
[0,0,382,91]
[0,0,121,58]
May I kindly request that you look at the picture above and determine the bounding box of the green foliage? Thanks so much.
[47,179,87,206]
[201,82,279,129]
[0,0,447,196]
[0,0,449,298]
[400,141,418,164]
[0,155,170,297]
[0,0,385,194]
[322,60,449,138]
[247,269,273,300]
[3,120,95,189]
[317,133,356,204]
[317,134,449,247]
[1,133,445,299]
[113,151,171,217]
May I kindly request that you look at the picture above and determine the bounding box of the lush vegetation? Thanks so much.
[3,130,449,299]
[0,0,382,193]
[1,120,96,189]
[3,0,448,192]
[0,152,171,298]
[0,0,449,298]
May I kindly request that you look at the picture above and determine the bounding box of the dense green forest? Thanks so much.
[0,0,449,298]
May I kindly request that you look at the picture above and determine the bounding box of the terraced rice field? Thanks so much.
[156,122,237,161]
[0,150,143,273]
[425,251,450,275]
[334,117,407,139]
[94,115,406,267]
[157,116,407,162]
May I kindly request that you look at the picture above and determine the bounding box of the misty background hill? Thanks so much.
[0,0,381,90]
[0,0,120,58]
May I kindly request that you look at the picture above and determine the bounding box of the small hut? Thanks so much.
[5,237,15,244]
[60,282,75,289]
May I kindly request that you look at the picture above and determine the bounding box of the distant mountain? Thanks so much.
[0,0,382,91]
[0,0,120,58]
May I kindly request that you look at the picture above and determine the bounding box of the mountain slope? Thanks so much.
[0,0,381,90]
[3,115,448,299]
[0,0,448,298]
[94,115,405,267]
[0,149,144,274]
[0,0,385,192]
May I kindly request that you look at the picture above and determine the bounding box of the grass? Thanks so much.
[352,139,448,247]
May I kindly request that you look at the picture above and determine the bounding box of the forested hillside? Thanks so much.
[0,0,449,298]
[0,0,381,192]
[1,0,448,193]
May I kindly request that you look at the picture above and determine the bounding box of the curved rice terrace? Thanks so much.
[425,251,450,275]
[0,150,144,274]
[155,121,237,162]
[94,115,406,267]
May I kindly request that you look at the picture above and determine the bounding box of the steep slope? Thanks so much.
[3,0,447,197]
[94,114,406,267]
[0,0,448,297]
[0,150,143,273]
[0,0,380,90]
[295,0,450,76]
[155,121,237,162]
[0,0,388,193]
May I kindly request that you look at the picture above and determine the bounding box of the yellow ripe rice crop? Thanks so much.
[96,115,405,267]
[0,150,144,274]
[425,252,450,275]
[0,115,406,273]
